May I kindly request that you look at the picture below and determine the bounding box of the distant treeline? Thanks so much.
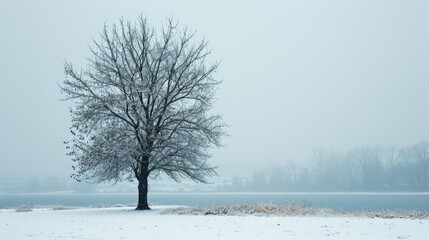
[223,142,429,192]
[0,177,96,193]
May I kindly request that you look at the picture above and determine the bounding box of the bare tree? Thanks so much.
[60,16,225,210]
[311,149,340,190]
[411,142,429,188]
[349,146,383,190]
[399,145,417,189]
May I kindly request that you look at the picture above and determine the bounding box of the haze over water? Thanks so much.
[0,1,428,186]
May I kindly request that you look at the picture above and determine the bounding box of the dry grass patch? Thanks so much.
[15,206,33,212]
[163,203,429,219]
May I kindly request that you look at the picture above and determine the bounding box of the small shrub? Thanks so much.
[15,206,33,212]
[52,206,76,211]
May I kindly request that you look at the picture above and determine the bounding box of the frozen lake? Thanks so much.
[1,192,429,211]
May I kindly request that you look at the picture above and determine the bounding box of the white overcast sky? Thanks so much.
[0,0,428,180]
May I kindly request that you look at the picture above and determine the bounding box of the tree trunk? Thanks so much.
[136,174,150,210]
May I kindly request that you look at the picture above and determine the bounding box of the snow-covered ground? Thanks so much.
[1,206,428,240]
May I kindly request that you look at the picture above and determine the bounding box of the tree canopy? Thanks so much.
[61,16,226,209]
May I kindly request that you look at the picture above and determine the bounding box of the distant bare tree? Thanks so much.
[61,16,226,210]
[411,142,429,188]
[312,149,340,190]
[353,146,384,190]
[384,146,399,189]
[399,145,417,188]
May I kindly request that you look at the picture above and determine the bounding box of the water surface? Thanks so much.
[1,192,428,211]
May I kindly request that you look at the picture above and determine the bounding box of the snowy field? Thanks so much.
[1,206,428,240]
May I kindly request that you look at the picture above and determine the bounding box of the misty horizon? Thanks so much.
[1,0,429,185]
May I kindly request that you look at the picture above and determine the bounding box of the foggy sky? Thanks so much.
[1,0,429,180]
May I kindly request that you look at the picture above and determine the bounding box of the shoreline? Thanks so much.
[2,192,429,212]
[3,203,429,219]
